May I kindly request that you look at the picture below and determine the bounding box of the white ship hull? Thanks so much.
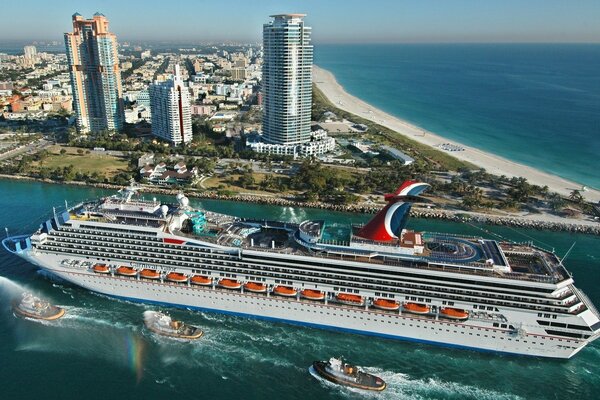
[22,251,590,359]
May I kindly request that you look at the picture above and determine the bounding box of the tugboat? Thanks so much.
[13,292,65,320]
[311,357,386,391]
[143,311,203,340]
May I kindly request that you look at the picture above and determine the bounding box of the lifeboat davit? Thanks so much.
[140,269,160,280]
[166,272,188,283]
[116,266,137,276]
[273,286,297,297]
[373,298,400,311]
[336,293,364,306]
[92,264,110,274]
[440,307,469,321]
[219,279,242,290]
[301,289,325,301]
[190,275,212,286]
[244,282,267,293]
[403,302,430,315]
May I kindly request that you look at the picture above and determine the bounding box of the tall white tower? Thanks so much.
[262,14,313,146]
[149,64,193,145]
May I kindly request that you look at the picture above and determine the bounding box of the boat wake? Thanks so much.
[309,364,523,400]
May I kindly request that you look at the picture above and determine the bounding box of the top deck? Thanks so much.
[64,191,569,284]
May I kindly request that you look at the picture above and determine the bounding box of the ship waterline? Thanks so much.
[3,182,600,359]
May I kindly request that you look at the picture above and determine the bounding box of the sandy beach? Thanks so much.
[313,66,600,203]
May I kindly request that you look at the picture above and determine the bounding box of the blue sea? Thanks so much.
[1,180,600,399]
[314,44,600,189]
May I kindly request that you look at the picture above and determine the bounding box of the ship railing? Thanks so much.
[572,286,600,319]
[347,237,399,248]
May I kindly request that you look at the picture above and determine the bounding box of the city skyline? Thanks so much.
[1,0,599,43]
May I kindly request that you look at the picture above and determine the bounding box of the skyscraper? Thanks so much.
[23,45,37,61]
[64,12,124,133]
[149,65,192,145]
[262,14,313,146]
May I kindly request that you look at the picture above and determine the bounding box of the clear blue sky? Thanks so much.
[1,0,599,43]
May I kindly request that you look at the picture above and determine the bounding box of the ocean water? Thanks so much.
[314,44,600,189]
[1,180,600,399]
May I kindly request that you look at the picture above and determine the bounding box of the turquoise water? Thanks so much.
[314,44,600,189]
[1,180,600,399]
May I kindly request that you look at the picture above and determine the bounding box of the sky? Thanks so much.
[1,0,599,43]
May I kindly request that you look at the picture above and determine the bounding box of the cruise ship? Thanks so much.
[3,181,600,358]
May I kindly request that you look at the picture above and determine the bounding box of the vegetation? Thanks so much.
[312,85,473,172]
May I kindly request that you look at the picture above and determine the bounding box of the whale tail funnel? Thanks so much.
[357,181,429,242]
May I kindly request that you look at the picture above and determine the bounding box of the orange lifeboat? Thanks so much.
[440,307,469,321]
[403,302,430,315]
[116,266,137,277]
[373,298,400,311]
[92,264,110,274]
[140,269,160,280]
[244,282,267,293]
[273,286,297,297]
[336,293,364,306]
[301,289,325,301]
[166,272,188,283]
[219,279,242,290]
[190,275,212,286]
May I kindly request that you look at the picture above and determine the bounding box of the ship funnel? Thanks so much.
[357,181,429,242]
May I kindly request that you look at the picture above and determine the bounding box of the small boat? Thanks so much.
[140,269,160,280]
[13,292,65,321]
[92,263,110,274]
[440,307,469,321]
[373,298,400,311]
[273,285,297,297]
[244,282,267,293]
[116,266,137,276]
[219,279,242,290]
[166,272,188,283]
[336,293,364,306]
[143,311,203,340]
[301,289,325,301]
[403,302,430,315]
[190,275,212,286]
[311,357,386,392]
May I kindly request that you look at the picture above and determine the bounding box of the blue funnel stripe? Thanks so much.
[406,184,428,196]
[389,202,412,237]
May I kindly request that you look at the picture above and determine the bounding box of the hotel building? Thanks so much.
[149,65,193,145]
[251,14,333,157]
[64,12,124,133]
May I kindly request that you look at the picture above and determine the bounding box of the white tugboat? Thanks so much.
[143,311,203,340]
[13,292,65,320]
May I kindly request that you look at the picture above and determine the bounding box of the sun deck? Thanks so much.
[68,192,569,285]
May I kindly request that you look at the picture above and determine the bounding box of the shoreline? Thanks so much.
[2,174,598,235]
[313,65,600,203]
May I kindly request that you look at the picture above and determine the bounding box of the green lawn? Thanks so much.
[37,146,129,177]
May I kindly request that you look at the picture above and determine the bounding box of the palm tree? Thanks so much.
[569,190,584,203]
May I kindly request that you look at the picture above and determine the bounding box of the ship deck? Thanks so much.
[73,201,569,285]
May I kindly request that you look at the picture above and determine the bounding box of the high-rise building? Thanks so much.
[250,14,334,158]
[64,12,124,133]
[262,14,313,146]
[149,65,192,145]
[23,45,37,60]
